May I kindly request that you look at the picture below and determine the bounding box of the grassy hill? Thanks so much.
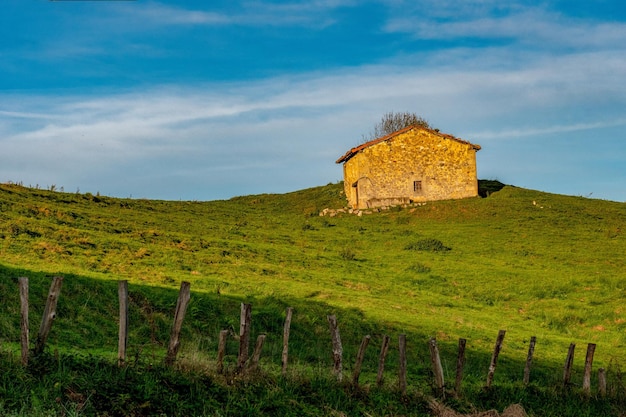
[1,181,625,416]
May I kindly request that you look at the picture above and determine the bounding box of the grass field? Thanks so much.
[1,181,625,416]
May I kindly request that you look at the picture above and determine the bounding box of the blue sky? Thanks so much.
[1,1,626,202]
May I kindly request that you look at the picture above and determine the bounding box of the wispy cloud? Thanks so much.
[8,0,353,66]
[0,110,56,120]
[470,118,626,140]
[110,0,354,28]
[126,3,233,26]
[384,2,626,50]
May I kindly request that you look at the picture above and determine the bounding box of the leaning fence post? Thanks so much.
[281,307,293,376]
[486,330,506,388]
[376,335,390,387]
[216,329,229,374]
[523,336,537,385]
[165,281,191,366]
[598,368,607,397]
[398,334,407,395]
[35,276,63,355]
[248,334,266,372]
[352,335,371,386]
[118,280,129,366]
[563,343,576,388]
[237,303,252,372]
[429,337,445,397]
[18,277,29,366]
[327,315,343,381]
[582,343,596,395]
[455,338,466,395]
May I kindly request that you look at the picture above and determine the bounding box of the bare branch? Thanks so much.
[365,112,431,142]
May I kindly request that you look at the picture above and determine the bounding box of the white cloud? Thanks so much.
[470,118,626,140]
[107,0,356,29]
[0,110,56,120]
[384,3,626,50]
[126,2,233,26]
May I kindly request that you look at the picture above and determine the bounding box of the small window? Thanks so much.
[413,180,422,193]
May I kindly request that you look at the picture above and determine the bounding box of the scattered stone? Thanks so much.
[318,201,429,216]
[429,401,528,417]
[501,404,528,417]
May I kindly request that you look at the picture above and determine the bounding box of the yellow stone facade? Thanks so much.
[336,126,480,209]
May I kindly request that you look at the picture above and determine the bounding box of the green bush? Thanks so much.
[406,263,431,273]
[404,238,451,252]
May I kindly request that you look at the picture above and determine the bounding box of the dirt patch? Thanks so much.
[430,401,528,417]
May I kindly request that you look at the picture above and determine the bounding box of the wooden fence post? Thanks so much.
[327,315,343,381]
[18,277,29,366]
[398,334,407,395]
[165,281,191,366]
[598,368,607,397]
[523,336,537,385]
[281,307,293,376]
[237,303,252,372]
[248,334,266,372]
[429,337,445,397]
[455,338,467,395]
[376,335,390,387]
[486,330,506,388]
[563,343,576,388]
[352,335,371,386]
[118,280,129,366]
[216,329,229,374]
[582,343,596,395]
[34,276,63,355]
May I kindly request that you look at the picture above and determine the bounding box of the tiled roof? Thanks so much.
[335,125,481,164]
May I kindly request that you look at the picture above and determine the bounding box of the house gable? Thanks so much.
[336,125,480,164]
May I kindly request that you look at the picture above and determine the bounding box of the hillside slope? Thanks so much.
[1,182,626,393]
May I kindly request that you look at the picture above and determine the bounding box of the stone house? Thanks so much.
[336,125,481,209]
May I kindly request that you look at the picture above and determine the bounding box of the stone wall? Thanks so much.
[319,201,428,217]
[341,127,478,209]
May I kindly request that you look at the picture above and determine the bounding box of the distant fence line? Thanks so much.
[10,277,616,399]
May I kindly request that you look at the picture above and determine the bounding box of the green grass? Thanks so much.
[1,181,626,415]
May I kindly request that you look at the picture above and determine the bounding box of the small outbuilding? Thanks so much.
[336,125,481,209]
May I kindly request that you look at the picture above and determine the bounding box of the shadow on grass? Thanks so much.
[1,263,625,416]
[478,179,507,198]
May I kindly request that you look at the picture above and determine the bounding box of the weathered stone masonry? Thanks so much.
[336,125,481,209]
